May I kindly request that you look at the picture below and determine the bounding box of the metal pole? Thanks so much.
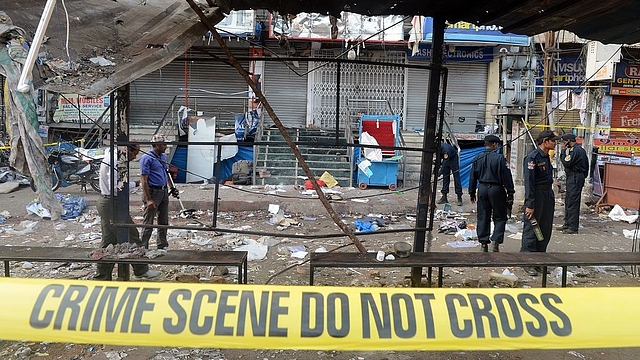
[212,143,222,228]
[411,17,446,287]
[336,61,341,144]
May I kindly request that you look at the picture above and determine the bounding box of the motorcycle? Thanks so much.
[30,149,101,192]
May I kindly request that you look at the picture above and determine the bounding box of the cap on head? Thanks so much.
[561,133,577,142]
[484,134,501,144]
[151,133,167,145]
[536,130,561,143]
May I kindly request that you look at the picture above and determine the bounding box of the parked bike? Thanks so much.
[30,149,101,192]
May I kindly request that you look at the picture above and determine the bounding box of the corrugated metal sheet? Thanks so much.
[528,92,581,138]
[130,59,250,127]
[404,59,430,131]
[404,62,487,133]
[263,61,309,128]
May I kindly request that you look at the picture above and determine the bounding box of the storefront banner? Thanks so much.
[52,94,111,124]
[408,43,493,62]
[611,61,640,96]
[423,18,530,45]
[535,56,586,92]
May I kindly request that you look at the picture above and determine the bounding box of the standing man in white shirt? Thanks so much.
[94,142,160,281]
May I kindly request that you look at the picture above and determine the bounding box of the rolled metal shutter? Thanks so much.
[263,60,309,128]
[404,62,488,133]
[443,62,489,134]
[130,59,250,127]
[404,59,431,131]
[528,92,582,138]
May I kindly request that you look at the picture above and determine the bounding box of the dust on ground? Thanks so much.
[1,185,640,359]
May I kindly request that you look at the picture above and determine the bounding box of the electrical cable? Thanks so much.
[213,15,412,78]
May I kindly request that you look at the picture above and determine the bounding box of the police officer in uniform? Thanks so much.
[437,142,463,206]
[521,130,561,276]
[468,135,515,252]
[558,133,589,234]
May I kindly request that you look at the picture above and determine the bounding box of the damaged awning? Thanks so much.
[5,0,640,98]
[2,0,224,98]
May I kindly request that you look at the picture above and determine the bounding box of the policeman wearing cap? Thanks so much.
[558,133,589,234]
[437,143,464,206]
[468,135,515,252]
[140,133,173,250]
[521,129,561,275]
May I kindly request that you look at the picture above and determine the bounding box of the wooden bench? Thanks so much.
[310,251,640,287]
[0,246,248,284]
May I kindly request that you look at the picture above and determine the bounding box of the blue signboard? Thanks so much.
[408,43,494,62]
[423,18,530,45]
[535,56,586,92]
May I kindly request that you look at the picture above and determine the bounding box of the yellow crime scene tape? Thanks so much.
[1,278,640,351]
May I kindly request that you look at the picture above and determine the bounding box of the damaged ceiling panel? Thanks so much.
[5,0,640,99]
[226,0,640,45]
[3,0,223,98]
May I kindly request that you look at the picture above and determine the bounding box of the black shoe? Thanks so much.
[523,267,538,276]
[92,274,112,281]
[562,229,578,234]
[556,225,568,231]
[480,243,489,252]
[457,195,463,206]
[491,242,500,252]
[436,195,448,204]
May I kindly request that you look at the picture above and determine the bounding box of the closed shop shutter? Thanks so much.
[130,59,250,127]
[443,62,488,134]
[263,60,308,128]
[404,62,488,133]
[308,49,406,130]
[528,92,582,138]
[404,59,430,130]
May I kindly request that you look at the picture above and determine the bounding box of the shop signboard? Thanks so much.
[611,61,640,96]
[52,94,111,124]
[535,56,586,92]
[422,18,530,45]
[407,43,493,62]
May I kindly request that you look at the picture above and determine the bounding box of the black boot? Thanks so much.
[457,195,463,206]
[480,243,488,252]
[491,242,500,252]
[437,194,448,204]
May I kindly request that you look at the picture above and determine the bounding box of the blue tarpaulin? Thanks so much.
[459,146,486,189]
[214,146,254,182]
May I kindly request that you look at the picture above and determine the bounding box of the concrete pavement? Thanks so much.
[2,183,431,217]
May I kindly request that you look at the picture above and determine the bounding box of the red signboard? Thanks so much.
[610,96,640,132]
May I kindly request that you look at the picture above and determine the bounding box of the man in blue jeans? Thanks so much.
[437,142,463,206]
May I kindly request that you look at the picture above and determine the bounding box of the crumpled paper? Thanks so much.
[608,204,639,223]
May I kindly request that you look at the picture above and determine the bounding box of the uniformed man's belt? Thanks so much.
[535,185,552,190]
[149,185,167,189]
[479,182,501,186]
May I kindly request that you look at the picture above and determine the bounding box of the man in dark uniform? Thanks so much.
[468,135,515,252]
[437,142,463,206]
[558,133,589,234]
[521,129,561,276]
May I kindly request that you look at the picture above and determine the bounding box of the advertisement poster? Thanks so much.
[52,94,111,124]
